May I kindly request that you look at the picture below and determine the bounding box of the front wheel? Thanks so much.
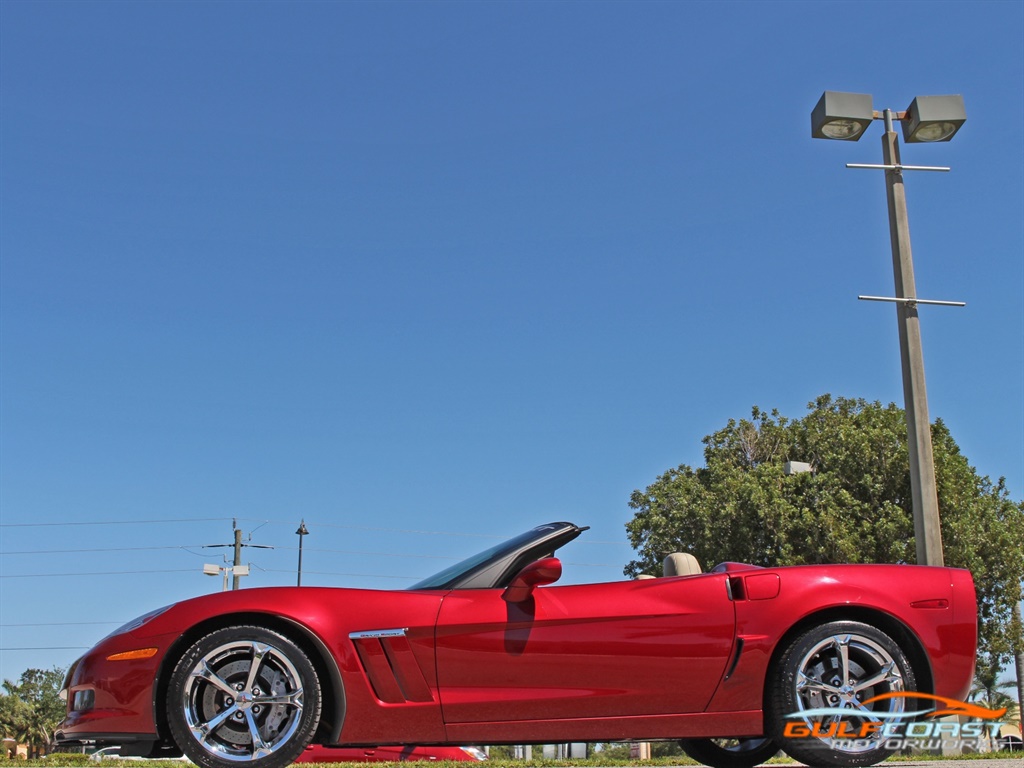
[767,620,916,768]
[166,626,322,768]
[679,737,779,768]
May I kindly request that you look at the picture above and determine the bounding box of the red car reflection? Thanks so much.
[297,746,486,762]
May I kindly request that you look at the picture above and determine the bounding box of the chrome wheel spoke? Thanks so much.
[243,643,270,694]
[855,661,901,692]
[849,700,881,718]
[190,704,239,743]
[797,669,839,695]
[243,709,273,759]
[254,689,303,708]
[833,635,852,687]
[192,660,238,698]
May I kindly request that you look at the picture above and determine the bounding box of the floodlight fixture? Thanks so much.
[203,563,220,576]
[902,95,966,143]
[811,91,874,141]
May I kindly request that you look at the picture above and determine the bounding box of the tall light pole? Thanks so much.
[811,91,966,567]
[296,520,309,586]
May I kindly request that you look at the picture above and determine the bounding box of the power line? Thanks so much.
[0,545,620,569]
[0,516,630,546]
[0,568,198,579]
[0,517,231,528]
[229,519,630,545]
[1,519,631,548]
[277,547,456,559]
[0,621,121,627]
[0,517,497,538]
[232,518,505,538]
[1,545,459,559]
[0,545,210,556]
[250,568,417,580]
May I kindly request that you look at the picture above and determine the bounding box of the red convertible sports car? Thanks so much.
[56,522,977,768]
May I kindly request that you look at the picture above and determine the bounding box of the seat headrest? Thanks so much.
[663,552,702,577]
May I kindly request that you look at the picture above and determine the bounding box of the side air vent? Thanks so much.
[349,629,433,704]
[728,575,746,600]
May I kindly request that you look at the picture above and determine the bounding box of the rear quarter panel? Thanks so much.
[705,565,976,713]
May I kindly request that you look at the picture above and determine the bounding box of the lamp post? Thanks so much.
[203,562,250,592]
[296,520,309,586]
[811,91,966,567]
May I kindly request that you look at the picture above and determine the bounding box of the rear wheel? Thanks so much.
[679,737,779,768]
[166,626,321,768]
[767,621,916,768]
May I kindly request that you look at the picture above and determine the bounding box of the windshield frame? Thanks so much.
[407,522,586,591]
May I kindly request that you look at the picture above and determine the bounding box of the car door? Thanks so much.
[433,573,736,725]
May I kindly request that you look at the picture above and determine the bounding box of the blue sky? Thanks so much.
[1,0,1021,683]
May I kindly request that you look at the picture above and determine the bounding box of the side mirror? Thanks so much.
[501,557,562,603]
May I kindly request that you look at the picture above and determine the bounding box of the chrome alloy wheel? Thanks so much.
[181,640,305,762]
[791,632,906,754]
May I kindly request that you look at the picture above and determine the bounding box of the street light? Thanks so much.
[811,91,966,144]
[811,90,967,567]
[811,91,874,141]
[296,520,309,586]
[901,95,966,144]
[203,562,250,592]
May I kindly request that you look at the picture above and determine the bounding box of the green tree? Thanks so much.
[624,395,1024,663]
[0,689,32,754]
[483,745,516,759]
[970,653,1020,750]
[590,743,633,760]
[1,667,67,757]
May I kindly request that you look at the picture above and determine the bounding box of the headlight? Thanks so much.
[59,658,81,701]
[101,605,174,641]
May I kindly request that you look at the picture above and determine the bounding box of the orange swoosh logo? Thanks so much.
[864,692,1006,720]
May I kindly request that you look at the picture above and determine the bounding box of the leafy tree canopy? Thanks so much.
[0,690,32,740]
[625,394,1024,661]
[1,667,67,754]
[972,653,1021,728]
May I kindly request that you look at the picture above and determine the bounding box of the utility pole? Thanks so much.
[232,526,244,590]
[202,521,273,590]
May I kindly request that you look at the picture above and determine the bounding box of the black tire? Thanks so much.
[679,737,779,768]
[166,625,322,768]
[767,621,917,768]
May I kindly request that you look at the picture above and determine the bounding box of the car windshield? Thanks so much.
[407,523,581,590]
